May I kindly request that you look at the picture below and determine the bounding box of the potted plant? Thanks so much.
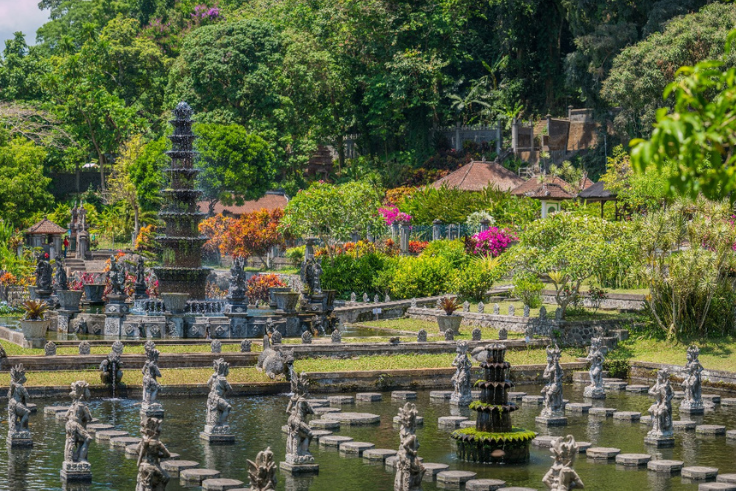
[19,300,50,348]
[437,296,462,334]
[58,280,83,312]
[78,273,105,304]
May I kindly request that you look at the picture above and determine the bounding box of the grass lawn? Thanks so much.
[609,335,736,372]
[353,318,526,339]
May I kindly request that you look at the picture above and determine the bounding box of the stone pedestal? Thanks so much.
[285,315,301,337]
[7,430,33,447]
[56,311,76,334]
[279,462,319,475]
[583,386,606,399]
[535,415,568,426]
[140,402,165,418]
[60,461,92,482]
[164,314,184,338]
[680,401,704,415]
[644,435,675,447]
[36,288,53,305]
[224,305,248,338]
[104,294,128,338]
[199,425,235,444]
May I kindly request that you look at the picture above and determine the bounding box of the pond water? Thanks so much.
[3,384,736,490]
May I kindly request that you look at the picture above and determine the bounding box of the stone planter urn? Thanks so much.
[19,319,50,349]
[162,293,189,314]
[437,314,462,334]
[57,290,83,312]
[83,284,106,304]
[274,291,300,313]
[268,287,292,309]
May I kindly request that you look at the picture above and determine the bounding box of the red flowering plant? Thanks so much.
[408,240,429,254]
[246,274,286,304]
[466,228,516,257]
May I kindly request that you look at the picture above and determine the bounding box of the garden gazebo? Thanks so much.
[25,218,67,260]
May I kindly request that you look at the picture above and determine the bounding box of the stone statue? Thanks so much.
[136,417,171,491]
[450,341,473,406]
[416,329,427,342]
[301,330,313,344]
[542,435,584,491]
[363,293,369,303]
[134,256,148,298]
[228,257,247,299]
[681,345,704,413]
[285,372,315,465]
[300,257,314,293]
[583,337,606,399]
[54,259,68,291]
[394,402,425,491]
[257,336,294,379]
[35,255,53,291]
[350,292,357,303]
[646,369,674,446]
[7,364,32,446]
[385,293,391,303]
[62,380,93,481]
[247,446,277,490]
[311,258,322,294]
[78,341,91,355]
[100,341,124,386]
[240,340,252,352]
[201,358,234,442]
[538,345,566,424]
[331,329,342,343]
[141,343,163,417]
[107,256,125,296]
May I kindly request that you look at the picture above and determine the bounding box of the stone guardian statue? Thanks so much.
[282,372,318,473]
[645,369,674,446]
[201,358,234,443]
[680,345,704,414]
[537,345,567,426]
[542,435,584,490]
[141,343,163,418]
[136,417,171,491]
[394,402,425,491]
[7,364,32,447]
[583,337,606,399]
[450,341,473,406]
[247,446,277,490]
[61,380,93,481]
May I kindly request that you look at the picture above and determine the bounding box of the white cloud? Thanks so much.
[0,0,50,48]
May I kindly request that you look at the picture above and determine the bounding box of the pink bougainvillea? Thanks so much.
[378,206,412,226]
[469,227,515,257]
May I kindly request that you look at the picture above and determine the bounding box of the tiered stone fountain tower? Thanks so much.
[451,343,535,463]
[153,102,210,299]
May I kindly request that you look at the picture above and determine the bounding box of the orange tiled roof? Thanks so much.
[511,175,592,200]
[26,218,67,235]
[429,160,525,192]
[198,192,288,216]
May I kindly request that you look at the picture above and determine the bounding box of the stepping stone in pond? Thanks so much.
[696,425,726,435]
[704,394,721,404]
[363,448,396,462]
[318,435,353,447]
[393,415,424,426]
[700,484,736,491]
[565,403,592,414]
[339,442,375,456]
[308,398,329,405]
[391,391,417,400]
[674,420,697,431]
[465,479,507,491]
[328,395,354,405]
[322,412,380,425]
[727,430,736,440]
[616,453,652,466]
[586,447,620,459]
[495,488,536,491]
[603,377,624,382]
[718,474,736,484]
[110,436,141,448]
[532,436,560,448]
[626,385,650,393]
[576,442,591,453]
[44,405,69,415]
[202,478,244,491]
[605,382,628,390]
[86,424,114,435]
[161,460,199,477]
[430,391,452,401]
[438,416,468,428]
[125,444,140,456]
[313,407,341,415]
[437,470,478,487]
[507,392,526,400]
[95,430,128,442]
[356,392,382,402]
[180,468,221,484]
[588,407,616,417]
[309,419,340,430]
[612,411,641,421]
[460,420,476,428]
[27,403,37,414]
[682,466,719,480]
[521,396,544,404]
[648,460,684,473]
[640,416,652,425]
[310,430,333,441]
[422,463,450,481]
[721,398,736,406]
[385,456,423,469]
[673,391,685,399]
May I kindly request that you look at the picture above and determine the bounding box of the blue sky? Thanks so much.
[0,0,49,47]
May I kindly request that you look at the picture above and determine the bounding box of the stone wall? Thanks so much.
[540,290,645,311]
[631,361,736,392]
[334,297,442,324]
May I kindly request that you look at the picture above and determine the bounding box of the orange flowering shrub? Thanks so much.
[200,209,283,261]
[199,214,236,254]
[246,274,286,304]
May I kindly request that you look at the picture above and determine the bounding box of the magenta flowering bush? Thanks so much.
[470,227,515,257]
[378,206,412,226]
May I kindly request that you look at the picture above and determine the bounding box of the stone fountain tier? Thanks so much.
[153,267,211,299]
[451,346,535,464]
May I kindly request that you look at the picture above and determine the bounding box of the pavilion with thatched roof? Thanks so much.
[511,175,593,217]
[429,160,526,192]
[25,218,67,259]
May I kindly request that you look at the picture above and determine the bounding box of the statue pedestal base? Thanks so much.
[680,403,704,415]
[450,395,472,407]
[200,425,235,444]
[60,461,92,481]
[7,430,33,447]
[140,403,164,418]
[280,462,319,475]
[535,415,568,426]
[104,296,128,338]
[644,435,675,447]
[583,387,606,399]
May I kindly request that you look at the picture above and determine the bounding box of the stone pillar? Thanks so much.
[304,237,318,261]
[480,218,490,233]
[511,118,519,155]
[366,225,374,243]
[104,294,129,338]
[496,124,502,155]
[432,219,442,241]
[400,224,410,254]
[77,232,89,260]
[391,222,399,241]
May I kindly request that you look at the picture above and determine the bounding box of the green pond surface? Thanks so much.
[3,384,736,490]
